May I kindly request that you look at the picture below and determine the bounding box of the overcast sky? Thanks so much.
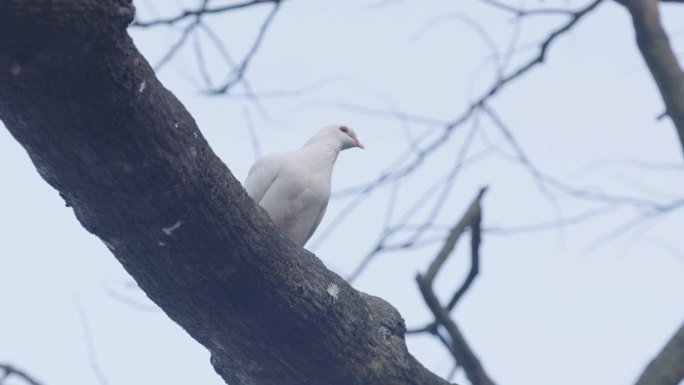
[2,1,684,384]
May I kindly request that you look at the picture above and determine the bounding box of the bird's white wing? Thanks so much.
[303,201,329,245]
[243,153,281,204]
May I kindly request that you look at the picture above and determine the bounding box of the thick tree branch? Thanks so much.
[634,321,684,385]
[0,1,448,385]
[617,0,684,157]
[613,5,684,377]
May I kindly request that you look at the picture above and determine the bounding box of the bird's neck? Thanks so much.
[301,140,341,170]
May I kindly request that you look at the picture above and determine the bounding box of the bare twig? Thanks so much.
[316,0,607,271]
[242,108,262,161]
[104,284,159,312]
[211,1,282,94]
[73,297,109,385]
[154,14,203,71]
[481,0,577,17]
[0,364,43,385]
[193,25,214,89]
[483,205,619,236]
[446,198,483,311]
[345,148,493,282]
[424,188,488,284]
[133,0,283,28]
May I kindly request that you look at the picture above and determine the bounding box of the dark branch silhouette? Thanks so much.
[0,364,43,385]
[133,0,282,27]
[634,321,684,385]
[136,0,283,96]
[415,188,495,385]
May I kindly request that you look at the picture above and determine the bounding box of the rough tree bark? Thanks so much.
[634,322,684,385]
[0,1,449,385]
[618,0,684,157]
[616,1,684,383]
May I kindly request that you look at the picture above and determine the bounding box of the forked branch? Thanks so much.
[415,187,495,385]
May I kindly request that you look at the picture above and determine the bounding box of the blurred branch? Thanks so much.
[316,0,607,267]
[481,0,576,17]
[132,0,282,27]
[634,321,684,385]
[345,131,490,283]
[104,284,160,312]
[415,187,495,385]
[423,188,487,284]
[211,0,281,94]
[483,205,619,236]
[476,0,604,103]
[242,107,262,161]
[74,297,109,385]
[586,197,684,251]
[142,0,282,97]
[154,8,204,70]
[0,364,43,385]
[446,202,483,311]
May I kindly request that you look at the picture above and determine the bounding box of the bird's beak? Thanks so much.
[354,138,365,149]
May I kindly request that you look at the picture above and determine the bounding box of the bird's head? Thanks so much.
[304,124,365,151]
[332,124,364,150]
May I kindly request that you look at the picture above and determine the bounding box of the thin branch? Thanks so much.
[296,100,448,128]
[483,205,619,236]
[104,284,159,312]
[197,22,271,120]
[586,198,684,251]
[0,364,43,385]
[73,297,109,385]
[446,201,483,311]
[479,115,664,209]
[406,114,482,245]
[316,0,606,256]
[242,108,262,161]
[481,0,577,17]
[411,13,503,80]
[481,105,564,228]
[192,25,214,89]
[217,75,360,100]
[154,16,202,71]
[570,158,683,176]
[424,187,487,285]
[345,149,493,282]
[211,1,282,94]
[474,0,605,107]
[133,0,282,28]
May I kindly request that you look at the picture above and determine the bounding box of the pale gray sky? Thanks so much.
[2,1,684,384]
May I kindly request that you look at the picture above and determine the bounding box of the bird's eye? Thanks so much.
[339,126,349,133]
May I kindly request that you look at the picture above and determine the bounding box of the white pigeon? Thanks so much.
[244,125,364,247]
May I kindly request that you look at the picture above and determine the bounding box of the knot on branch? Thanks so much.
[360,292,407,337]
[113,1,136,26]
